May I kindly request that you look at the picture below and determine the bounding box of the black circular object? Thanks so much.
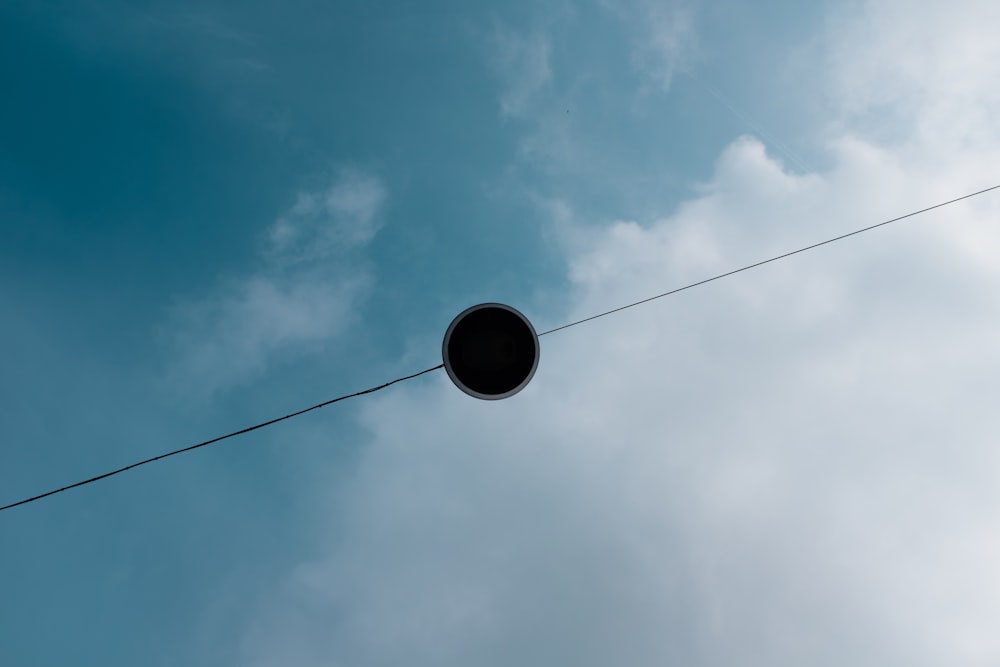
[442,303,540,400]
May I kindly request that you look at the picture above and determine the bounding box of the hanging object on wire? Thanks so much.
[442,303,540,400]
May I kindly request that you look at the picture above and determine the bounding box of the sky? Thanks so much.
[2,0,1000,664]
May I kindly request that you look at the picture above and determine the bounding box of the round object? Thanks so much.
[442,303,540,400]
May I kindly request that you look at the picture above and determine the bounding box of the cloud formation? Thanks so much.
[268,169,386,263]
[163,169,386,397]
[488,22,553,120]
[604,0,696,93]
[236,2,1000,665]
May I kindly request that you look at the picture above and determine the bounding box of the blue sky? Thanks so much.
[3,0,1000,665]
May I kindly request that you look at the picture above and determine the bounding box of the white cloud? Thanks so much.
[162,169,385,397]
[824,0,1000,148]
[236,3,1000,665]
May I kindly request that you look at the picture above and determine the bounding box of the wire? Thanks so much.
[0,364,444,513]
[3,183,998,514]
[538,183,1000,337]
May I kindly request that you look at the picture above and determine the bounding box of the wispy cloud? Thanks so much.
[487,22,553,119]
[268,168,386,264]
[604,0,697,93]
[162,169,386,397]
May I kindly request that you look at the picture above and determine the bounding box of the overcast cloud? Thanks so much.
[231,1,1000,665]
